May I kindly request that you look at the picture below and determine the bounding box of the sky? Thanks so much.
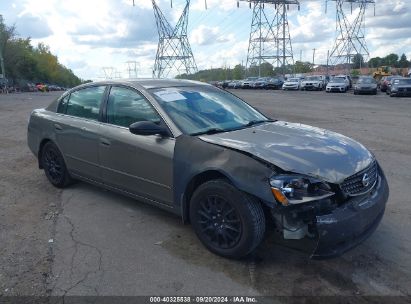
[0,0,410,80]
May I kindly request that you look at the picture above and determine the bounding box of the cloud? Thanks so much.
[191,25,234,46]
[3,0,410,80]
[15,14,53,38]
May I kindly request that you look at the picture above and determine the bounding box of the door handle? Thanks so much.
[100,138,111,146]
[54,123,63,131]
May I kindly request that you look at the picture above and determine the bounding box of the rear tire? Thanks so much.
[189,179,265,259]
[41,142,73,188]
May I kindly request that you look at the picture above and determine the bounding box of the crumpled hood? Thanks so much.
[199,121,374,184]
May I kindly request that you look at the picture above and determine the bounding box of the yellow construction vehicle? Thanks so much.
[373,66,392,82]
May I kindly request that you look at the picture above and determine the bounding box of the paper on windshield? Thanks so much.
[154,90,186,102]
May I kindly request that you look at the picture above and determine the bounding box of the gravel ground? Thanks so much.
[0,89,410,299]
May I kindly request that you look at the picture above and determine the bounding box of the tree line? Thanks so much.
[0,16,82,88]
[178,53,410,81]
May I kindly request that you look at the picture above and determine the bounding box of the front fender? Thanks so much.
[173,135,277,219]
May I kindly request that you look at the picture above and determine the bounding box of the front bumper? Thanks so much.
[302,84,321,90]
[283,85,299,90]
[355,87,377,94]
[391,89,411,97]
[312,170,389,258]
[326,86,345,92]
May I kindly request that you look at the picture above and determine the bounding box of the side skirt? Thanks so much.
[70,172,179,216]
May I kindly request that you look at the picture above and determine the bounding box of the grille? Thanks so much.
[340,161,378,196]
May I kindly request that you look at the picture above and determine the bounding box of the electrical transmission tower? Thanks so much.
[326,0,375,68]
[239,0,299,77]
[151,0,198,78]
[102,67,117,79]
[125,61,139,78]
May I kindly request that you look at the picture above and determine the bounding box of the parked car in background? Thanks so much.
[385,76,404,95]
[379,76,401,92]
[389,78,411,97]
[27,79,389,259]
[354,77,378,95]
[264,77,284,90]
[334,75,351,90]
[241,77,258,89]
[251,77,270,89]
[326,78,348,93]
[300,76,325,91]
[282,78,301,90]
[227,80,241,89]
[321,75,330,86]
[36,83,49,92]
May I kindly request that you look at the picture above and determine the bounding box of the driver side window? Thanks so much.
[107,87,161,128]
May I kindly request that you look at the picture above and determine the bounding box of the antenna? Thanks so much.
[239,0,300,77]
[150,0,198,78]
[326,0,375,70]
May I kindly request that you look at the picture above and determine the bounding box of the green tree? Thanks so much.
[368,57,382,68]
[384,53,399,67]
[398,53,409,68]
[232,64,245,80]
[0,16,81,87]
[293,61,313,73]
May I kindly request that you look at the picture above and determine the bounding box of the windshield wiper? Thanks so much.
[191,128,227,136]
[244,119,275,127]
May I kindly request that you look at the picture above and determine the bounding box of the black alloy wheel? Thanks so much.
[41,142,73,188]
[197,195,242,249]
[190,179,265,258]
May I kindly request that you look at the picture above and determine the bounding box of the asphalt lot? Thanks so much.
[0,89,410,297]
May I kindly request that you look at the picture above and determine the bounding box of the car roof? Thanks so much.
[77,79,209,90]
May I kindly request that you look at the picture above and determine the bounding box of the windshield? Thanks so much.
[330,78,344,83]
[288,78,300,82]
[150,86,271,135]
[358,78,375,84]
[397,79,411,85]
[306,76,320,81]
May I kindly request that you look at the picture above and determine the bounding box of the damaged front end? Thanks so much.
[174,135,389,259]
[269,164,389,259]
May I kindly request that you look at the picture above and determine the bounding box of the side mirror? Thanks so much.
[129,121,168,136]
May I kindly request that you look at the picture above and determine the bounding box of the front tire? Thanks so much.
[41,142,73,188]
[189,180,265,259]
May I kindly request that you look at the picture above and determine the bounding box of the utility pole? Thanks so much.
[326,50,330,75]
[312,48,316,65]
[0,14,5,80]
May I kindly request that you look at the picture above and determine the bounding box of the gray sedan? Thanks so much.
[27,79,389,259]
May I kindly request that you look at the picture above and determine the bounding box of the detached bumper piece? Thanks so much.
[312,171,389,258]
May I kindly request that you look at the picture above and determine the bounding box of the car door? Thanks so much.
[98,85,174,206]
[54,85,107,181]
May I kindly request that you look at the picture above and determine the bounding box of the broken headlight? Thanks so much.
[270,175,334,206]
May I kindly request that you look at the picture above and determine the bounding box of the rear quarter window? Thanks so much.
[57,94,70,114]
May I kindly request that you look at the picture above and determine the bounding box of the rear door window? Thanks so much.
[65,86,106,120]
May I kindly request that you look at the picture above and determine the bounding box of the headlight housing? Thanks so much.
[270,175,335,206]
